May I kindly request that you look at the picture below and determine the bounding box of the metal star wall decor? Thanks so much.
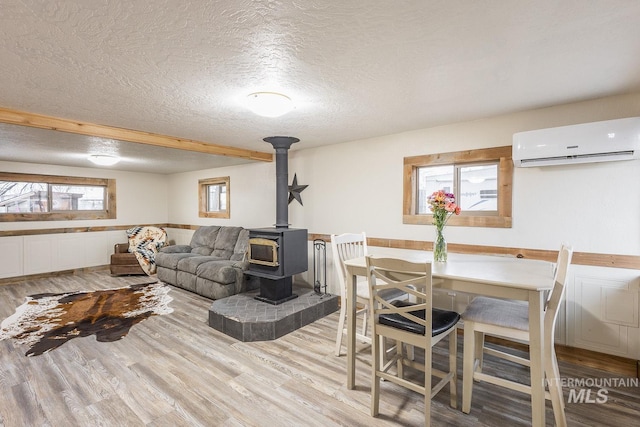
[288,174,309,205]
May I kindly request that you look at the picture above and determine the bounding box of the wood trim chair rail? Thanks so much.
[0,227,637,269]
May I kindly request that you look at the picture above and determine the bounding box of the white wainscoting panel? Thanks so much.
[84,233,110,267]
[602,286,639,328]
[0,236,24,279]
[5,231,134,279]
[23,235,54,275]
[567,267,640,359]
[3,229,192,280]
[55,234,88,270]
[54,233,110,270]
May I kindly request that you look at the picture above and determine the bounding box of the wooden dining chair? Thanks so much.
[365,256,460,426]
[331,232,408,357]
[331,232,372,356]
[461,244,573,427]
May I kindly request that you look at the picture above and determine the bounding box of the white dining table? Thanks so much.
[343,251,555,427]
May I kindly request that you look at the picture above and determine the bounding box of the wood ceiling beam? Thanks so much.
[0,107,273,162]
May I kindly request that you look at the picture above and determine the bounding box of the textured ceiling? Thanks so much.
[1,1,640,173]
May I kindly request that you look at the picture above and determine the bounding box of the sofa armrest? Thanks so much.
[114,243,130,253]
[196,260,245,285]
[230,260,249,270]
[159,244,192,254]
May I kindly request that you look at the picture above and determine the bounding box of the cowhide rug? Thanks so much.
[0,281,173,356]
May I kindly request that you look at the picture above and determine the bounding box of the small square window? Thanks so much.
[199,177,230,218]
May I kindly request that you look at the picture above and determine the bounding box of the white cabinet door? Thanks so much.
[24,235,54,275]
[0,236,24,279]
[567,267,640,359]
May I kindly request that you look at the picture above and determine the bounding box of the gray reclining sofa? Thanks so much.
[156,225,258,300]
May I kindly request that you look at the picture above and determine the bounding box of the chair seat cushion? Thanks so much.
[177,255,226,274]
[379,300,460,336]
[462,296,529,331]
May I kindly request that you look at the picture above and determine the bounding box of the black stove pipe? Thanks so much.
[263,136,299,228]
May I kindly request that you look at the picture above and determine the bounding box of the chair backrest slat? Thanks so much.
[330,232,368,297]
[366,256,432,331]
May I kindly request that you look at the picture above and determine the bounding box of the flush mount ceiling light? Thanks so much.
[88,154,120,166]
[246,92,293,117]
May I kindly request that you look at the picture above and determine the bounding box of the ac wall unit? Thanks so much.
[512,117,640,167]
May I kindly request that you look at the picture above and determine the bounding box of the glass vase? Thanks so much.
[434,227,447,262]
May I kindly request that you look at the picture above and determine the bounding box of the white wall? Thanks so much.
[286,92,640,255]
[166,160,275,229]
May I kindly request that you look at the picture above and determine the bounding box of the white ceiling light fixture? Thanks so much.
[88,154,120,166]
[246,92,293,117]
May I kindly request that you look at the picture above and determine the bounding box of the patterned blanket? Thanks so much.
[126,226,167,275]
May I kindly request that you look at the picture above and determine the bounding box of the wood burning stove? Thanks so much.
[246,136,309,305]
[248,228,308,278]
[209,140,338,340]
[247,228,308,304]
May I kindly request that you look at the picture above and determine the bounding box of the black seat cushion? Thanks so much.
[379,300,460,336]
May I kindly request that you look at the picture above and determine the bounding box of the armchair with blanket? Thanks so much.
[110,226,167,276]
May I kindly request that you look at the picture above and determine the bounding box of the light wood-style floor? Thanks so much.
[1,271,638,426]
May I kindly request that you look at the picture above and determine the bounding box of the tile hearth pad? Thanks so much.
[208,285,338,342]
